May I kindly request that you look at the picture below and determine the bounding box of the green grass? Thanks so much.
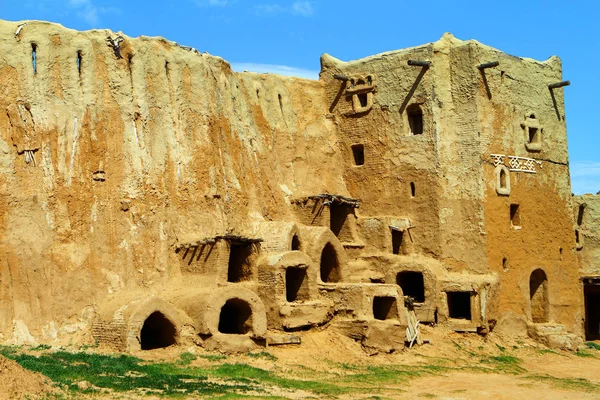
[526,374,600,392]
[0,347,253,397]
[479,355,524,374]
[585,342,600,351]
[247,351,278,361]
[575,350,595,358]
[1,342,598,399]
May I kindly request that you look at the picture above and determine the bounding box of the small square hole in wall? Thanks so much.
[447,292,471,320]
[510,204,521,228]
[373,296,398,320]
[351,144,365,166]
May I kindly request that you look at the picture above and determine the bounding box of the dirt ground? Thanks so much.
[4,326,600,399]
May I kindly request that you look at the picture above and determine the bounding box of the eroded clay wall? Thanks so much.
[0,20,342,343]
[320,44,442,259]
[474,43,582,333]
[575,194,600,275]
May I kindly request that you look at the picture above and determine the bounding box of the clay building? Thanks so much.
[574,194,600,341]
[0,19,589,352]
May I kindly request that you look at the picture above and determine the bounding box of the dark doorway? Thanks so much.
[140,312,176,350]
[218,299,253,334]
[351,144,365,166]
[530,269,549,323]
[228,243,254,282]
[447,292,471,320]
[286,267,309,302]
[320,243,340,283]
[373,296,398,320]
[397,271,425,303]
[330,204,352,240]
[585,281,600,341]
[391,229,404,255]
[291,234,301,251]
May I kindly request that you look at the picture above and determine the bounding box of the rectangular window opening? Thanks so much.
[373,296,398,320]
[330,204,352,240]
[227,243,254,282]
[286,267,309,302]
[510,204,521,227]
[528,127,540,144]
[391,229,404,255]
[447,292,472,320]
[358,93,368,108]
[407,105,423,135]
[584,282,600,341]
[351,144,365,166]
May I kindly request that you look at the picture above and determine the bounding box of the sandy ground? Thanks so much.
[5,326,600,399]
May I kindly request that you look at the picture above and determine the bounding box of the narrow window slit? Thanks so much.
[31,43,37,75]
[577,204,585,226]
[510,204,521,227]
[410,182,416,198]
[77,51,82,77]
[278,94,284,115]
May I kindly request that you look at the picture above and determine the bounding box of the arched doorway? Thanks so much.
[320,243,340,283]
[140,311,177,350]
[218,299,253,334]
[530,269,549,323]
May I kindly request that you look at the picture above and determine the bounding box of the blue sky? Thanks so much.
[2,0,599,194]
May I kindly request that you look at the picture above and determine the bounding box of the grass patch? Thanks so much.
[199,354,227,362]
[247,351,278,361]
[479,355,524,374]
[575,350,595,358]
[585,342,600,351]
[30,344,52,351]
[527,374,599,392]
[178,352,197,365]
[0,347,253,397]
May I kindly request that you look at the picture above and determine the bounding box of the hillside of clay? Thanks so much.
[0,20,343,343]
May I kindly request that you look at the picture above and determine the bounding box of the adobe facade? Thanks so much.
[0,19,589,352]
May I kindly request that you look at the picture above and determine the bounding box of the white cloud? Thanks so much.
[291,1,313,16]
[30,0,114,26]
[571,161,600,195]
[254,1,314,17]
[231,62,319,80]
